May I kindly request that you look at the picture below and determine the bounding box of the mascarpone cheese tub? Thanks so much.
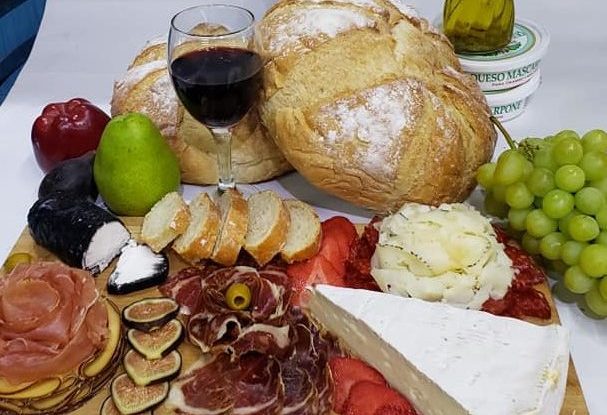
[457,18,550,92]
[486,71,541,122]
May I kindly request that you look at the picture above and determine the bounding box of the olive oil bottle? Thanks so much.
[443,0,515,53]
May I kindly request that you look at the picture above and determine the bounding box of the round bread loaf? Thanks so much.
[258,0,497,213]
[111,36,292,185]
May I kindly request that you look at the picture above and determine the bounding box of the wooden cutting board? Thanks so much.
[3,217,589,415]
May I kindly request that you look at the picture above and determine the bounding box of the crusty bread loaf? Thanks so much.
[172,192,221,263]
[244,191,290,266]
[211,189,248,266]
[111,37,292,185]
[141,192,190,252]
[281,199,321,263]
[258,0,496,213]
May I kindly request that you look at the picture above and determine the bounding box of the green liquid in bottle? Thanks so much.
[443,0,515,53]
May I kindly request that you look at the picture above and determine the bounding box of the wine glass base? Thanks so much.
[217,181,236,193]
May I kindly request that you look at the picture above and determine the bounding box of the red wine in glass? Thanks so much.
[170,47,263,128]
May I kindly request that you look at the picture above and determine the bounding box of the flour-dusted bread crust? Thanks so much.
[111,38,292,185]
[281,200,321,263]
[244,191,290,266]
[172,192,221,263]
[141,192,190,252]
[258,0,496,213]
[211,189,249,266]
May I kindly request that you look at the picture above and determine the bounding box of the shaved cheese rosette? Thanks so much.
[371,203,514,309]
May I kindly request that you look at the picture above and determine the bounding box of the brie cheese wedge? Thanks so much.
[308,285,569,415]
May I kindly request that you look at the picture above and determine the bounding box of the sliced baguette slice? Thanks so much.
[210,188,248,266]
[244,191,291,266]
[172,192,221,263]
[281,200,321,263]
[141,192,190,253]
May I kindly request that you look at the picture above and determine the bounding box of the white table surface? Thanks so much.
[0,0,605,413]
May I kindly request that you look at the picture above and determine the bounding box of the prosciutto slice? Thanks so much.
[163,264,338,414]
[162,265,291,355]
[0,262,107,385]
[168,353,283,415]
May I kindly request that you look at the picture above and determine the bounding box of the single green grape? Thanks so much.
[591,177,607,196]
[484,191,509,218]
[552,282,579,304]
[494,150,527,186]
[569,215,600,242]
[595,231,607,246]
[492,185,507,203]
[522,160,534,180]
[476,163,496,189]
[526,167,555,197]
[561,241,588,266]
[521,232,540,255]
[542,189,574,219]
[555,165,585,192]
[579,152,607,182]
[584,286,607,317]
[532,148,558,171]
[555,129,581,141]
[574,187,605,215]
[552,138,584,166]
[505,182,534,209]
[558,209,580,237]
[581,129,607,153]
[596,206,607,230]
[564,266,596,294]
[525,209,558,238]
[599,277,607,301]
[579,243,607,277]
[508,208,532,231]
[539,232,566,260]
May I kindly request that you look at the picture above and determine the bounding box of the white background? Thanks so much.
[0,1,605,413]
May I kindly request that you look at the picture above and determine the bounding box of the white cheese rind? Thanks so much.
[371,203,514,309]
[308,285,569,415]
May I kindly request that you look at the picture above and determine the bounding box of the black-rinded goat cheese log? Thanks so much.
[27,193,130,274]
[107,241,169,295]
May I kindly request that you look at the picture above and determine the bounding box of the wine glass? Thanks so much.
[168,5,262,192]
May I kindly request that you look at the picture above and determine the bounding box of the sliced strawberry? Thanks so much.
[329,357,385,413]
[344,381,418,415]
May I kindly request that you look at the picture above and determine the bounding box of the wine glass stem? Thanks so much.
[211,127,235,192]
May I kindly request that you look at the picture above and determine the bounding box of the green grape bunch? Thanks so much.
[476,128,607,318]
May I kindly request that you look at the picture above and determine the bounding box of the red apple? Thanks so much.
[31,98,110,172]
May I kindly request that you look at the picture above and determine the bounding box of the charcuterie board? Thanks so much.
[4,217,589,415]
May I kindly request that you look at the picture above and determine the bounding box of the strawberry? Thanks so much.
[329,357,385,413]
[344,381,418,415]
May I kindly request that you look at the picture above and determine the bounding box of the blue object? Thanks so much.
[0,0,46,104]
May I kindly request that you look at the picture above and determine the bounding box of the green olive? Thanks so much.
[225,283,252,310]
[3,252,33,273]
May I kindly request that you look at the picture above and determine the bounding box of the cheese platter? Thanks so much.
[0,213,589,414]
[0,0,603,414]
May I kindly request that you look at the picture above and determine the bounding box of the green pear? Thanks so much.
[94,113,181,216]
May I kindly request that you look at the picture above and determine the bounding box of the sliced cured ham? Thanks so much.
[164,264,338,414]
[0,262,108,385]
[162,265,292,355]
[168,353,283,415]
